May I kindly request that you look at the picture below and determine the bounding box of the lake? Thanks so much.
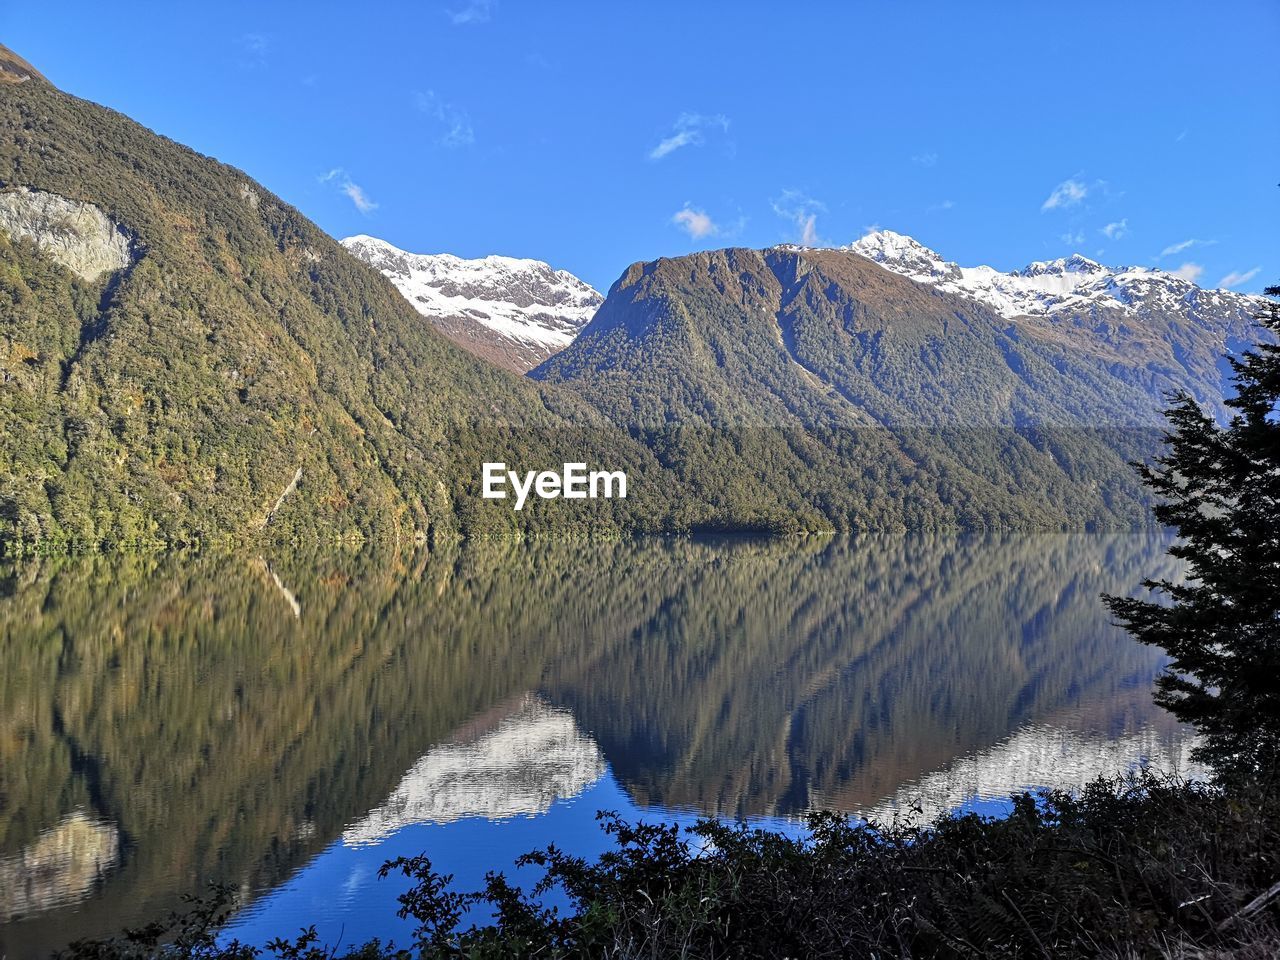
[0,533,1197,957]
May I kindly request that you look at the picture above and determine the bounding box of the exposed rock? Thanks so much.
[0,44,45,86]
[0,188,135,281]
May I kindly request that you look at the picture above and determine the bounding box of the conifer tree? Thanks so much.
[1106,282,1280,776]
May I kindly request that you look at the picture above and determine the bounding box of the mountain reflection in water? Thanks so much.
[0,533,1192,956]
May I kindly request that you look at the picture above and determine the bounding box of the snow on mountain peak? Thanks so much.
[1017,253,1107,278]
[343,234,603,372]
[845,230,1263,322]
[848,230,960,281]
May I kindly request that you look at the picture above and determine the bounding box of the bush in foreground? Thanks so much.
[59,772,1280,960]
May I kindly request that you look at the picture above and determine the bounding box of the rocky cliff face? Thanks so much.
[0,188,134,281]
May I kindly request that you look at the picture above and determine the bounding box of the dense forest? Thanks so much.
[1,56,1260,549]
[532,247,1261,531]
[0,63,675,551]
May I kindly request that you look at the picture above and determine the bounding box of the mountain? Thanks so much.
[533,241,1266,530]
[849,229,1265,420]
[0,46,667,550]
[343,235,601,373]
[0,42,1267,545]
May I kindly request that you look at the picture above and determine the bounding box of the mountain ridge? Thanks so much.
[343,234,601,372]
[0,59,670,548]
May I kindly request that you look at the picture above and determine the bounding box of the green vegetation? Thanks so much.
[0,71,674,552]
[532,247,1244,531]
[1107,281,1280,776]
[48,779,1280,959]
[2,66,1258,550]
[35,287,1280,959]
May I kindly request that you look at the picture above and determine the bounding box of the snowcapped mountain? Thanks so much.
[343,234,602,373]
[844,229,1268,420]
[848,229,1264,327]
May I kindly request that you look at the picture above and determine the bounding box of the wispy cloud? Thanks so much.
[772,189,826,246]
[912,151,939,167]
[319,168,377,214]
[447,0,494,24]
[1041,177,1089,212]
[1060,230,1085,246]
[648,113,730,161]
[672,205,718,239]
[928,199,955,212]
[415,90,475,148]
[1100,218,1128,241]
[1173,262,1204,282]
[238,32,269,67]
[1159,237,1216,258]
[1218,266,1261,289]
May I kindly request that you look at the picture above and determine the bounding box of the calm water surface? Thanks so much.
[0,534,1195,957]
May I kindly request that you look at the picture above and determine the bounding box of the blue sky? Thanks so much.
[5,1,1277,292]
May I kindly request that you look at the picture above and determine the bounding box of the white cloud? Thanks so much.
[672,205,718,239]
[1218,266,1261,289]
[772,189,826,246]
[1060,230,1085,246]
[1160,239,1196,257]
[1041,178,1088,212]
[1159,237,1216,258]
[319,168,377,214]
[912,152,938,167]
[1100,219,1128,241]
[928,199,955,212]
[1173,262,1204,282]
[648,113,730,161]
[415,90,475,148]
[448,0,494,24]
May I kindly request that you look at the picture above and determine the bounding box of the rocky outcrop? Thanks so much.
[0,44,44,85]
[0,188,135,281]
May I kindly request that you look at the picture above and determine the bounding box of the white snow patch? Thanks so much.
[343,235,601,348]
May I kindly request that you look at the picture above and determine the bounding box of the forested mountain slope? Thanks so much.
[0,43,1261,544]
[533,246,1259,530]
[0,50,667,549]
